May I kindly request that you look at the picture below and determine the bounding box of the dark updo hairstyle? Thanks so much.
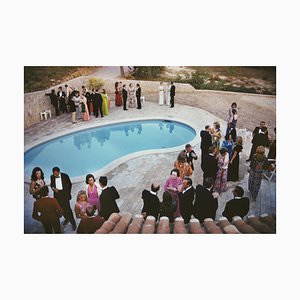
[170,168,180,177]
[220,148,228,155]
[85,174,95,184]
[31,167,45,181]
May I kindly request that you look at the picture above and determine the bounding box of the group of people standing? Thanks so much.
[30,166,121,234]
[200,102,276,200]
[45,85,110,124]
[114,81,176,110]
[141,143,250,225]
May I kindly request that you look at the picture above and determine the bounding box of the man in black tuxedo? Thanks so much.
[50,166,76,230]
[247,121,269,162]
[178,177,195,224]
[222,186,250,222]
[202,146,218,184]
[122,84,128,110]
[98,176,120,220]
[200,125,212,168]
[141,183,160,221]
[94,89,104,118]
[45,89,59,116]
[57,86,67,113]
[136,83,142,109]
[170,82,176,108]
[184,144,198,171]
[193,178,218,223]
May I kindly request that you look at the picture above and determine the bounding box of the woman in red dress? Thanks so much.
[115,81,122,106]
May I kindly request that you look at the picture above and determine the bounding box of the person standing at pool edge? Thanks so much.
[170,82,175,108]
[122,84,128,110]
[50,167,76,230]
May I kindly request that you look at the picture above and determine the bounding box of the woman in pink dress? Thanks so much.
[85,174,101,214]
[163,168,183,219]
[80,95,90,121]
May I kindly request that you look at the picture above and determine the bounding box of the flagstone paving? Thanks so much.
[24,100,275,233]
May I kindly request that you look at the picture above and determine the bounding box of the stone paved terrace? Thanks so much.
[24,99,276,233]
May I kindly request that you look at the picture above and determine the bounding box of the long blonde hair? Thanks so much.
[254,146,266,162]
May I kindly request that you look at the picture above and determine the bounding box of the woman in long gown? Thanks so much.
[221,134,234,160]
[80,95,90,121]
[128,83,136,108]
[115,81,122,106]
[248,146,270,199]
[101,89,110,116]
[211,121,222,154]
[159,82,164,105]
[164,168,183,219]
[213,148,229,193]
[228,136,243,181]
[165,82,171,106]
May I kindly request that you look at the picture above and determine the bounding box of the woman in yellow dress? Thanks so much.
[101,89,110,116]
[211,121,222,154]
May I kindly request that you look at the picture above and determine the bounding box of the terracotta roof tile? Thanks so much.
[94,213,276,234]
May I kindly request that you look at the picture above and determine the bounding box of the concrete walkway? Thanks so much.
[89,66,130,79]
[24,99,276,233]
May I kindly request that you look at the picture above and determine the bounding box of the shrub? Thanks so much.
[132,66,166,80]
[88,77,104,90]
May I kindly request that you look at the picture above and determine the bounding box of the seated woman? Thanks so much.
[163,168,183,219]
[101,89,110,116]
[174,151,193,180]
[74,190,91,218]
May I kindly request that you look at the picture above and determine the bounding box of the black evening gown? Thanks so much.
[228,144,243,181]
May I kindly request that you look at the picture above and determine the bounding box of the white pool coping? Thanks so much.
[24,116,201,183]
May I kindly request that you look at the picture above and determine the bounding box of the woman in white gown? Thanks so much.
[165,82,171,106]
[159,82,164,105]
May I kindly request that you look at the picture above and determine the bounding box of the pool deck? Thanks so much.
[24,100,276,233]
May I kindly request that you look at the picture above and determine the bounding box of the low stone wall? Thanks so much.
[24,76,195,128]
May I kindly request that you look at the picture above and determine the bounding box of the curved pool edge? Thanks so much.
[24,117,201,184]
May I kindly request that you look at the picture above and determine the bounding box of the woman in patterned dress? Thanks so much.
[114,81,122,106]
[211,121,222,154]
[248,146,270,199]
[213,148,229,193]
[174,151,193,180]
[128,83,136,108]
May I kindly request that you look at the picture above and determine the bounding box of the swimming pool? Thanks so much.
[24,119,196,180]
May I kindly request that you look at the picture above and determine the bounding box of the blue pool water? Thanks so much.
[24,119,196,179]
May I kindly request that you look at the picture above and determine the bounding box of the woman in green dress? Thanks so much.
[101,89,110,116]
